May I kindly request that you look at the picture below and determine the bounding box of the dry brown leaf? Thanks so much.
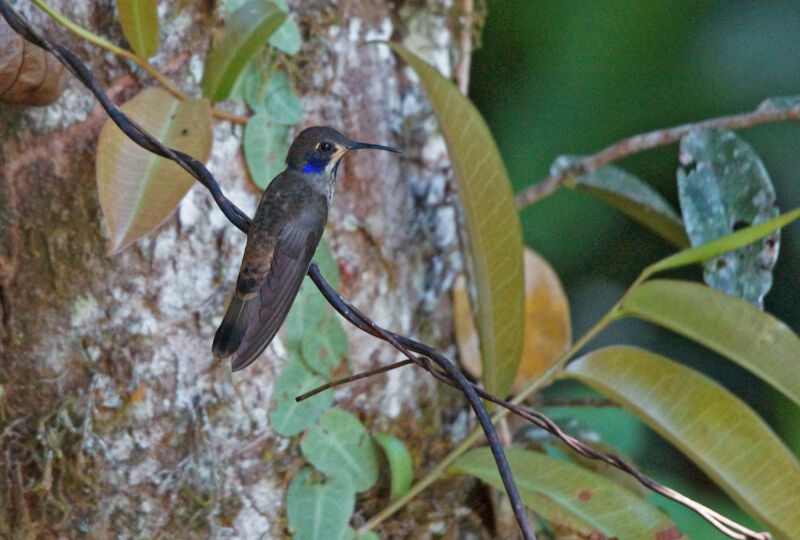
[0,16,68,106]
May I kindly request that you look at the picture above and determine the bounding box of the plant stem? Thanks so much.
[30,0,249,125]
[455,0,473,95]
[515,100,800,209]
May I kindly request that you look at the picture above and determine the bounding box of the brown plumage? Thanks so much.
[212,126,399,370]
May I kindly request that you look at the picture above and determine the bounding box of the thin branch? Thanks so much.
[515,101,800,209]
[294,359,415,402]
[30,0,249,125]
[455,0,473,95]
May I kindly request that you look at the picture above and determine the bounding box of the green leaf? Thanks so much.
[285,280,328,354]
[648,208,800,274]
[565,346,800,538]
[262,71,303,124]
[115,0,159,59]
[288,240,345,376]
[270,19,302,55]
[621,279,800,408]
[452,447,679,539]
[374,433,413,500]
[96,87,212,254]
[243,112,289,189]
[553,156,688,247]
[678,129,779,308]
[340,528,379,540]
[268,358,332,436]
[300,409,379,493]
[301,312,348,377]
[200,0,286,102]
[246,70,303,124]
[389,43,524,398]
[312,240,340,289]
[287,467,355,540]
[242,61,271,111]
[262,0,302,56]
[553,440,651,499]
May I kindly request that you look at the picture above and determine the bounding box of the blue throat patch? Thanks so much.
[302,157,327,174]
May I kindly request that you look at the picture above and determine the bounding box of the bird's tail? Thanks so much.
[212,294,258,359]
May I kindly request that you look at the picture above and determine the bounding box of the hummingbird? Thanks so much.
[212,126,400,370]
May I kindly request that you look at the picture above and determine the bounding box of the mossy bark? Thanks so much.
[0,1,480,538]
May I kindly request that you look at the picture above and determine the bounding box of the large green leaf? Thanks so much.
[648,208,800,274]
[565,346,800,538]
[374,433,413,500]
[553,156,688,247]
[243,112,289,189]
[678,129,780,308]
[200,1,286,102]
[452,447,679,539]
[300,409,379,493]
[284,280,328,354]
[259,72,303,124]
[268,358,332,436]
[389,44,524,397]
[96,87,212,254]
[620,280,800,408]
[115,0,159,59]
[301,310,348,378]
[287,467,355,540]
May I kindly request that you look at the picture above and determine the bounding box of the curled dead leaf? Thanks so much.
[454,248,571,394]
[513,248,571,393]
[0,16,68,106]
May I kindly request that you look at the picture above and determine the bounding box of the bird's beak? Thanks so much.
[347,140,402,154]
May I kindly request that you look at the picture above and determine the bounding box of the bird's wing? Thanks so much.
[229,205,327,371]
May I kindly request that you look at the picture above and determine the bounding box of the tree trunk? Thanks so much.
[1,1,480,537]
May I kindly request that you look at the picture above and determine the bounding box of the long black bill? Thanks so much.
[348,141,402,153]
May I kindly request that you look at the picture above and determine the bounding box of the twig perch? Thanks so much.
[515,101,800,209]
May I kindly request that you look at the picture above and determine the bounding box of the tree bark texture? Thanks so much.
[0,0,483,538]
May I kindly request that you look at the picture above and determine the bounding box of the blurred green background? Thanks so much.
[471,1,800,537]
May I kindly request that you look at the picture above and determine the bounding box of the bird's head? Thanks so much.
[286,126,400,178]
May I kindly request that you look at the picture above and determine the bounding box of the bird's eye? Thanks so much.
[320,142,333,152]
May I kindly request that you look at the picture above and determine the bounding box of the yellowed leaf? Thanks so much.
[116,0,160,59]
[452,274,481,378]
[455,248,570,393]
[96,87,213,254]
[512,248,571,393]
[391,43,524,397]
[566,346,800,538]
